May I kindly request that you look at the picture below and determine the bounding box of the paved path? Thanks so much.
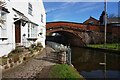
[2,46,57,78]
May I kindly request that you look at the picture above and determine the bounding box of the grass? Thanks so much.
[87,43,120,50]
[49,64,84,80]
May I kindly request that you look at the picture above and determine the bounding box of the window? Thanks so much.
[0,10,7,38]
[41,14,43,23]
[28,23,30,37]
[28,3,32,15]
[28,23,37,38]
[31,24,37,38]
[89,21,94,25]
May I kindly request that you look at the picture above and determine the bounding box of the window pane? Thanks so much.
[28,3,32,15]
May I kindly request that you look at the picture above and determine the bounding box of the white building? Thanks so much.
[0,0,46,57]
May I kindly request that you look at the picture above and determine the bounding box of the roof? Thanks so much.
[13,8,30,22]
[107,17,120,24]
[83,16,99,25]
[0,7,9,13]
[13,8,38,26]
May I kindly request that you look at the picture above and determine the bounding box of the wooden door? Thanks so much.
[15,21,21,43]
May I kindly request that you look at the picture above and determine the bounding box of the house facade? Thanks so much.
[83,16,99,25]
[0,0,46,57]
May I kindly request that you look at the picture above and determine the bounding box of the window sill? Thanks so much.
[0,37,8,41]
[27,38,37,40]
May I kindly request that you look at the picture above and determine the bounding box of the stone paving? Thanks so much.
[2,46,56,78]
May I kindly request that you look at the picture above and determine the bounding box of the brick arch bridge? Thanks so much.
[46,21,104,47]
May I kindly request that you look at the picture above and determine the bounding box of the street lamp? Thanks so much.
[104,0,107,79]
[104,0,107,48]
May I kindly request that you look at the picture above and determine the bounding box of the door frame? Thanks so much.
[14,20,21,43]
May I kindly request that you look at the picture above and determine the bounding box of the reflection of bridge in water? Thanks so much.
[46,21,105,47]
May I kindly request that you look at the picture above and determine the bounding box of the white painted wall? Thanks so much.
[0,0,46,57]
[0,0,15,57]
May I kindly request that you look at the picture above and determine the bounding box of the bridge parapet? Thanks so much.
[46,21,118,46]
[47,21,101,32]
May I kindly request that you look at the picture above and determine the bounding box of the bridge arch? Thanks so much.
[46,21,103,47]
[47,29,86,46]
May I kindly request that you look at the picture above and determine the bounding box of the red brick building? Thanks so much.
[83,16,99,25]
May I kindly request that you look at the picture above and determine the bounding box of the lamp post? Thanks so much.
[104,0,107,79]
[104,0,107,47]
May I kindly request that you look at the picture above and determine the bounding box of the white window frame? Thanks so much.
[41,14,43,23]
[0,10,7,38]
[28,23,37,38]
[28,3,33,15]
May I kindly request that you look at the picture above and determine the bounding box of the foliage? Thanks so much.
[29,43,43,53]
[108,13,118,18]
[0,47,24,65]
[37,42,43,47]
[34,42,43,51]
[10,47,24,54]
[88,43,120,50]
[0,57,7,65]
[0,43,43,65]
[49,64,84,80]
[28,48,34,54]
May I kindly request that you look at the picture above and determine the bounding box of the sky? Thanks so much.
[43,1,119,23]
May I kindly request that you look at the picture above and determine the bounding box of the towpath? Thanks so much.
[2,46,57,78]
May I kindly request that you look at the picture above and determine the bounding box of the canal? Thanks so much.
[71,47,120,79]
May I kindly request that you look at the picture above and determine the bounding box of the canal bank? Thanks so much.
[71,46,120,79]
[44,42,85,79]
[35,64,85,79]
[86,43,120,54]
[2,45,84,79]
[84,47,120,54]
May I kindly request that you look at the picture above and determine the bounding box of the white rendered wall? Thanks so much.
[12,0,46,48]
[0,0,15,57]
[0,0,46,57]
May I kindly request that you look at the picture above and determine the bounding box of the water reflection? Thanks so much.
[71,47,120,79]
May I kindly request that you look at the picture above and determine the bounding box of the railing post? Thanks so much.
[67,46,71,65]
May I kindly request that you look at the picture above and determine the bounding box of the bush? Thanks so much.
[36,42,42,47]
[9,47,24,56]
[0,57,7,66]
[31,44,36,49]
[29,43,43,52]
[28,48,34,54]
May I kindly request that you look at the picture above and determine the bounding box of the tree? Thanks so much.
[108,14,118,18]
[99,11,106,25]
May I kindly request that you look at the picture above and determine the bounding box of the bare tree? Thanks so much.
[108,13,118,18]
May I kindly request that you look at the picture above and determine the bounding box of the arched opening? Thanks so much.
[46,31,85,47]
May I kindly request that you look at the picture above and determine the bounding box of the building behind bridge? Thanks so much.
[83,12,120,43]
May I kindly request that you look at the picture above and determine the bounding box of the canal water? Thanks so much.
[71,47,120,79]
